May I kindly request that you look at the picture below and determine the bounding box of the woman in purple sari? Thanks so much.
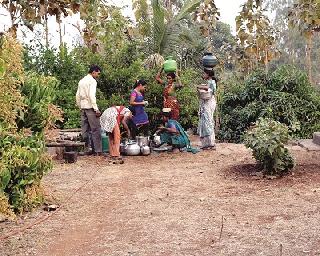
[129,80,149,139]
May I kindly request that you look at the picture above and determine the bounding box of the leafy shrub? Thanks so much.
[218,65,320,142]
[244,118,295,176]
[0,34,53,215]
[24,46,84,128]
[55,88,80,128]
[17,73,63,132]
[0,34,25,128]
[177,68,201,128]
[0,128,52,213]
[0,191,15,220]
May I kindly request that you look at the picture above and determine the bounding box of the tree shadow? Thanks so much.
[227,163,264,178]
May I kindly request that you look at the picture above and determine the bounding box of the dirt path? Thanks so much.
[1,143,320,256]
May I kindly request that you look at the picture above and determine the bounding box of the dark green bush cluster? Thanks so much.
[244,118,295,175]
[218,65,320,142]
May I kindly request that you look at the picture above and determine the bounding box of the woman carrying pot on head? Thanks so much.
[128,79,149,139]
[100,106,132,164]
[155,70,183,121]
[197,70,217,150]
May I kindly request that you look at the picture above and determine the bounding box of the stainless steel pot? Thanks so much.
[125,143,141,156]
[136,136,149,146]
[140,145,151,156]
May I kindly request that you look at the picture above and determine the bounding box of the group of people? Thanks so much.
[76,64,217,164]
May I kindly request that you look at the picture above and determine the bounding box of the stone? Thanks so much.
[312,132,320,145]
[298,139,320,151]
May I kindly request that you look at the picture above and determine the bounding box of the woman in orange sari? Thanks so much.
[155,71,182,121]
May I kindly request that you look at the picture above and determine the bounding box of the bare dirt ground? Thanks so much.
[1,140,320,256]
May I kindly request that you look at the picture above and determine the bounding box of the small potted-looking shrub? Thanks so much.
[244,118,295,176]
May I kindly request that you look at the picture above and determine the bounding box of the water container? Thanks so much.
[202,52,218,68]
[102,133,109,152]
[163,56,177,73]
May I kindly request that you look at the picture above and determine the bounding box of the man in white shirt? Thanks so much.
[76,65,102,155]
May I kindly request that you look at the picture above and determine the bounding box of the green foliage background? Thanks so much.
[24,43,202,132]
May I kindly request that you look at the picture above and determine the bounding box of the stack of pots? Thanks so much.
[121,137,151,156]
[137,136,151,156]
[202,52,218,73]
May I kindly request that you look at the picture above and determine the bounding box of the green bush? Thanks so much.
[17,73,62,132]
[218,65,320,142]
[0,127,52,213]
[0,35,53,215]
[244,118,295,176]
[24,45,90,128]
[177,68,201,128]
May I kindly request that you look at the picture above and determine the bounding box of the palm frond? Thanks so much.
[175,0,201,21]
[162,23,204,56]
[150,0,201,55]
[151,0,166,53]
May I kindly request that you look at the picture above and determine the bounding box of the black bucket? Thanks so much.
[63,151,78,163]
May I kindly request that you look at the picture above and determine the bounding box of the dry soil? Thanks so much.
[0,142,320,256]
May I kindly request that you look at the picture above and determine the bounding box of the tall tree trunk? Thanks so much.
[264,49,269,73]
[207,27,213,52]
[58,19,67,58]
[44,1,49,49]
[8,8,17,37]
[58,19,63,49]
[256,40,260,69]
[306,32,313,84]
[44,17,49,48]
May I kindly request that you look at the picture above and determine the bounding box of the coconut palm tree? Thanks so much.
[144,0,201,69]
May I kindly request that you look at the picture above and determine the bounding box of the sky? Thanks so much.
[0,0,247,48]
[215,0,247,31]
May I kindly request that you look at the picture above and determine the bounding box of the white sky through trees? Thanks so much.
[120,0,247,32]
[0,0,246,48]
